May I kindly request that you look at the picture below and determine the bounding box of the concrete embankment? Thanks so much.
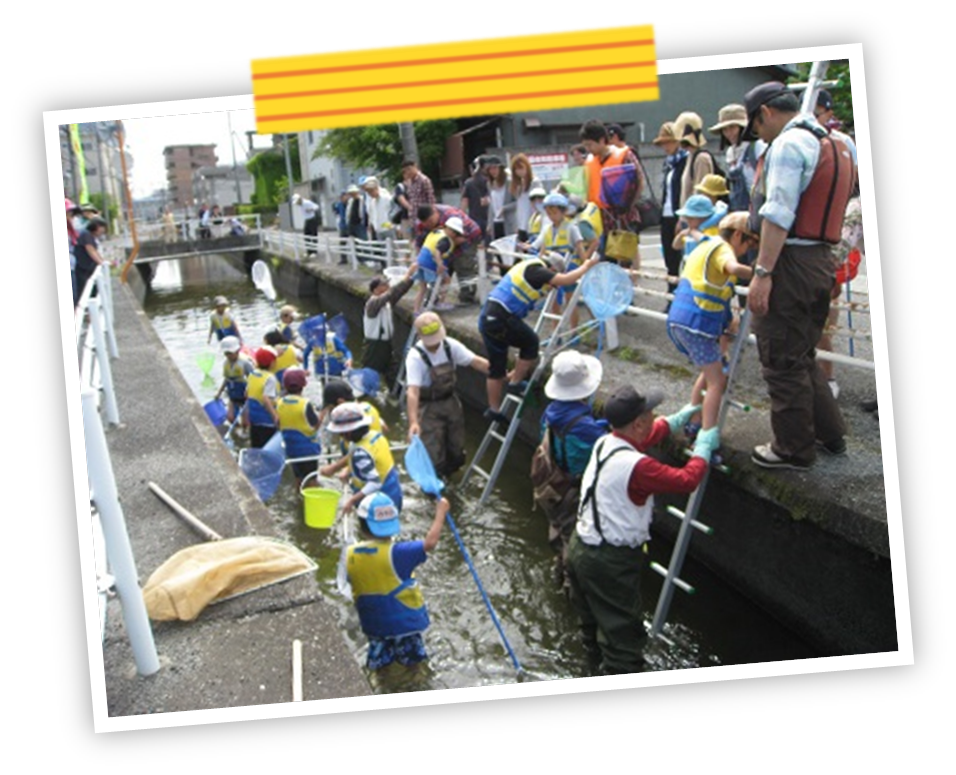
[101,274,370,716]
[254,239,896,658]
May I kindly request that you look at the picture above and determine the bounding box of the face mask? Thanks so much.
[566,205,578,217]
[534,202,545,214]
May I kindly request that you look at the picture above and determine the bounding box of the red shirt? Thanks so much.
[615,418,708,505]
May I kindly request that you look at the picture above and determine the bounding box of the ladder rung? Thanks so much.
[489,431,507,443]
[649,562,695,594]
[470,465,491,481]
[665,506,714,535]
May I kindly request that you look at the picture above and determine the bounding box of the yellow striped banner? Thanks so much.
[251,25,657,133]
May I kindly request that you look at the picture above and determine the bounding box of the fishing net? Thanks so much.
[581,262,633,320]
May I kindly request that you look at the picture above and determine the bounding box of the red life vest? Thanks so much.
[751,125,854,244]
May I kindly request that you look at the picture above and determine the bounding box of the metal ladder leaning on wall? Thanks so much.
[460,280,598,508]
[648,306,753,640]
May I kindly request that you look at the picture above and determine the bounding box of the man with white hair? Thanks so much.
[292,193,321,256]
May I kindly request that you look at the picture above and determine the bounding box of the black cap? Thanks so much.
[606,122,626,141]
[816,89,833,112]
[483,155,503,167]
[604,385,664,428]
[322,379,354,407]
[742,81,790,141]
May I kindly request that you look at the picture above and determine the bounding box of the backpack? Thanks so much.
[530,414,586,509]
[692,148,726,182]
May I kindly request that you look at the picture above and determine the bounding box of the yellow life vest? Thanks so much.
[271,344,300,374]
[277,395,317,437]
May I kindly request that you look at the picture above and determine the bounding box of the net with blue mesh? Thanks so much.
[239,432,286,502]
[404,436,444,498]
[581,262,633,320]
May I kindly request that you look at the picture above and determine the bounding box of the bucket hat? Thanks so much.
[652,122,678,145]
[709,104,748,134]
[694,174,731,198]
[718,211,759,241]
[327,401,371,433]
[545,351,603,401]
[676,194,716,219]
[674,112,706,148]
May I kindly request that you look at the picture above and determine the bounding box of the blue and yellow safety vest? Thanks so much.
[488,258,550,319]
[246,369,277,426]
[346,541,429,638]
[416,229,452,273]
[223,354,253,401]
[575,202,604,241]
[277,395,319,459]
[210,311,238,340]
[667,239,737,352]
[348,431,403,509]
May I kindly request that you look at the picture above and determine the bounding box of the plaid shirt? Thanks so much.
[405,171,436,229]
[415,204,482,255]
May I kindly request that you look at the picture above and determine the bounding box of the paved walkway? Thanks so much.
[99,278,370,717]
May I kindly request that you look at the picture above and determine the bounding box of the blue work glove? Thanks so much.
[691,427,720,462]
[666,403,702,435]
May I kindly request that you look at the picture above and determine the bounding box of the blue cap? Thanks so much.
[676,194,716,219]
[543,193,569,209]
[358,492,400,537]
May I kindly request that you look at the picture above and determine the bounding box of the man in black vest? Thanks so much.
[743,82,853,470]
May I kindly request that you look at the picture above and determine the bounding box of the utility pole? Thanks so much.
[398,123,420,166]
[227,112,243,207]
[283,133,299,261]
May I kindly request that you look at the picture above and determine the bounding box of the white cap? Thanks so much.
[444,216,465,235]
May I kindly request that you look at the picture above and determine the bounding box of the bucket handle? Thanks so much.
[299,470,342,496]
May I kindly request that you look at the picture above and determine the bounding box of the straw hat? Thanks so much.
[674,112,706,148]
[694,174,731,198]
[718,211,759,241]
[709,104,748,134]
[545,351,603,401]
[652,121,678,145]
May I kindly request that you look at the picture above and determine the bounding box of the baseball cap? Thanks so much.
[282,368,308,391]
[415,311,446,347]
[254,346,277,369]
[444,216,465,235]
[220,336,241,354]
[357,492,401,537]
[604,385,663,428]
[743,81,790,141]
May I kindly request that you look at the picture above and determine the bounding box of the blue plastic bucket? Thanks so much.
[203,399,228,427]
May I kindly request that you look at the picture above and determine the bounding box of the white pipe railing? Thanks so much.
[82,389,160,675]
[76,266,121,423]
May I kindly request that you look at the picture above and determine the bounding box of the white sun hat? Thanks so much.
[544,350,603,401]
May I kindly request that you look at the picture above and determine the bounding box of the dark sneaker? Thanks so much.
[752,443,812,471]
[505,380,529,396]
[860,399,878,413]
[483,408,510,425]
[816,437,848,456]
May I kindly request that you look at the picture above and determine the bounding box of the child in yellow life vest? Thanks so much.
[263,329,302,386]
[214,336,254,424]
[693,174,731,238]
[320,402,403,513]
[277,368,321,486]
[412,217,467,313]
[207,295,242,344]
[666,212,755,435]
[529,193,590,329]
[671,195,716,280]
[243,347,281,448]
[321,379,387,435]
[345,492,449,671]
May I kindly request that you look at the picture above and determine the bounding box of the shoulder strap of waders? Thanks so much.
[579,438,631,541]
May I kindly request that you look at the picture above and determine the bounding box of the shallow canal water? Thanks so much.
[143,254,818,692]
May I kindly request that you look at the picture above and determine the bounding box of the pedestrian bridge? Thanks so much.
[126,233,262,265]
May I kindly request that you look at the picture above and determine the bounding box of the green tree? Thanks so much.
[790,61,854,134]
[89,192,119,226]
[245,135,301,207]
[315,119,457,186]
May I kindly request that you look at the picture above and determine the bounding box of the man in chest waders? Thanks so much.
[405,311,489,478]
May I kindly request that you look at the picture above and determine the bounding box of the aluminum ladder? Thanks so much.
[460,281,600,508]
[649,306,754,640]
